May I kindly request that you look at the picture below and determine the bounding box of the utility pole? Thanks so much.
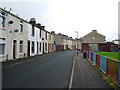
[75,31,78,55]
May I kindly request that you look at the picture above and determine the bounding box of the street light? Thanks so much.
[75,31,78,55]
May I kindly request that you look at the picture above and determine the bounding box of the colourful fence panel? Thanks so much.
[107,58,118,84]
[93,53,96,64]
[91,53,93,61]
[87,52,89,58]
[85,51,120,87]
[100,55,107,74]
[89,52,90,59]
[119,62,120,87]
[96,54,100,67]
[86,51,89,57]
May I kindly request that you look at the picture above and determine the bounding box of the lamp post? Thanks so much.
[75,31,78,55]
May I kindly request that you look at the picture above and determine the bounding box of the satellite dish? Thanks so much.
[8,20,13,24]
[14,29,19,32]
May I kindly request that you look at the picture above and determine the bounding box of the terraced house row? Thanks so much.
[0,8,77,62]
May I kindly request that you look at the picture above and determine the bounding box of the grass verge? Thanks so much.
[95,52,120,61]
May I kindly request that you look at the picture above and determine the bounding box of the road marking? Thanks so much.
[68,54,76,89]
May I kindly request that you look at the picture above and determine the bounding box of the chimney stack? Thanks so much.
[29,18,36,25]
[51,31,55,34]
[58,33,61,35]
[40,26,45,30]
[36,23,41,28]
[92,30,97,33]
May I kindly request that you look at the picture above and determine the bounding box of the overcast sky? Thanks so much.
[1,0,120,41]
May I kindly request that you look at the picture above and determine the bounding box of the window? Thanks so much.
[19,41,23,53]
[31,25,35,36]
[0,38,5,55]
[49,34,51,40]
[45,43,47,51]
[20,24,23,32]
[45,32,47,40]
[31,41,34,53]
[39,42,41,52]
[51,35,52,40]
[0,44,5,55]
[40,29,41,38]
[0,15,5,27]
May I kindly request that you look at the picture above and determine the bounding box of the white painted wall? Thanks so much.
[0,8,28,62]
[28,24,44,56]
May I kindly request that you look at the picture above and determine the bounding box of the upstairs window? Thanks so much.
[0,15,5,28]
[45,32,47,40]
[40,29,41,38]
[49,34,51,40]
[20,21,23,33]
[31,25,35,36]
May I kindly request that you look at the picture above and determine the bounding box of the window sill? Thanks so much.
[31,35,35,37]
[19,32,24,35]
[0,55,5,58]
[0,27,6,30]
[19,53,24,54]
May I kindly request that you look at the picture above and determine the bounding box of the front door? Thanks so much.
[27,41,30,57]
[43,43,44,54]
[13,40,17,59]
[37,42,38,54]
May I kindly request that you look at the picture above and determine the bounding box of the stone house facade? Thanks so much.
[82,30,106,51]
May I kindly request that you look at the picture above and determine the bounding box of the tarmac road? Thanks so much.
[2,51,76,88]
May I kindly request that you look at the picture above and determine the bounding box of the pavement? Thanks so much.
[72,52,112,88]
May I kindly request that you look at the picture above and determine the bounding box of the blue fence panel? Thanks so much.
[93,53,96,64]
[100,55,107,74]
[86,51,88,57]
[87,51,89,58]
[91,52,93,61]
[89,52,91,60]
[118,62,120,87]
[87,51,89,57]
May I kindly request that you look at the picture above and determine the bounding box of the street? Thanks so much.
[2,51,76,88]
